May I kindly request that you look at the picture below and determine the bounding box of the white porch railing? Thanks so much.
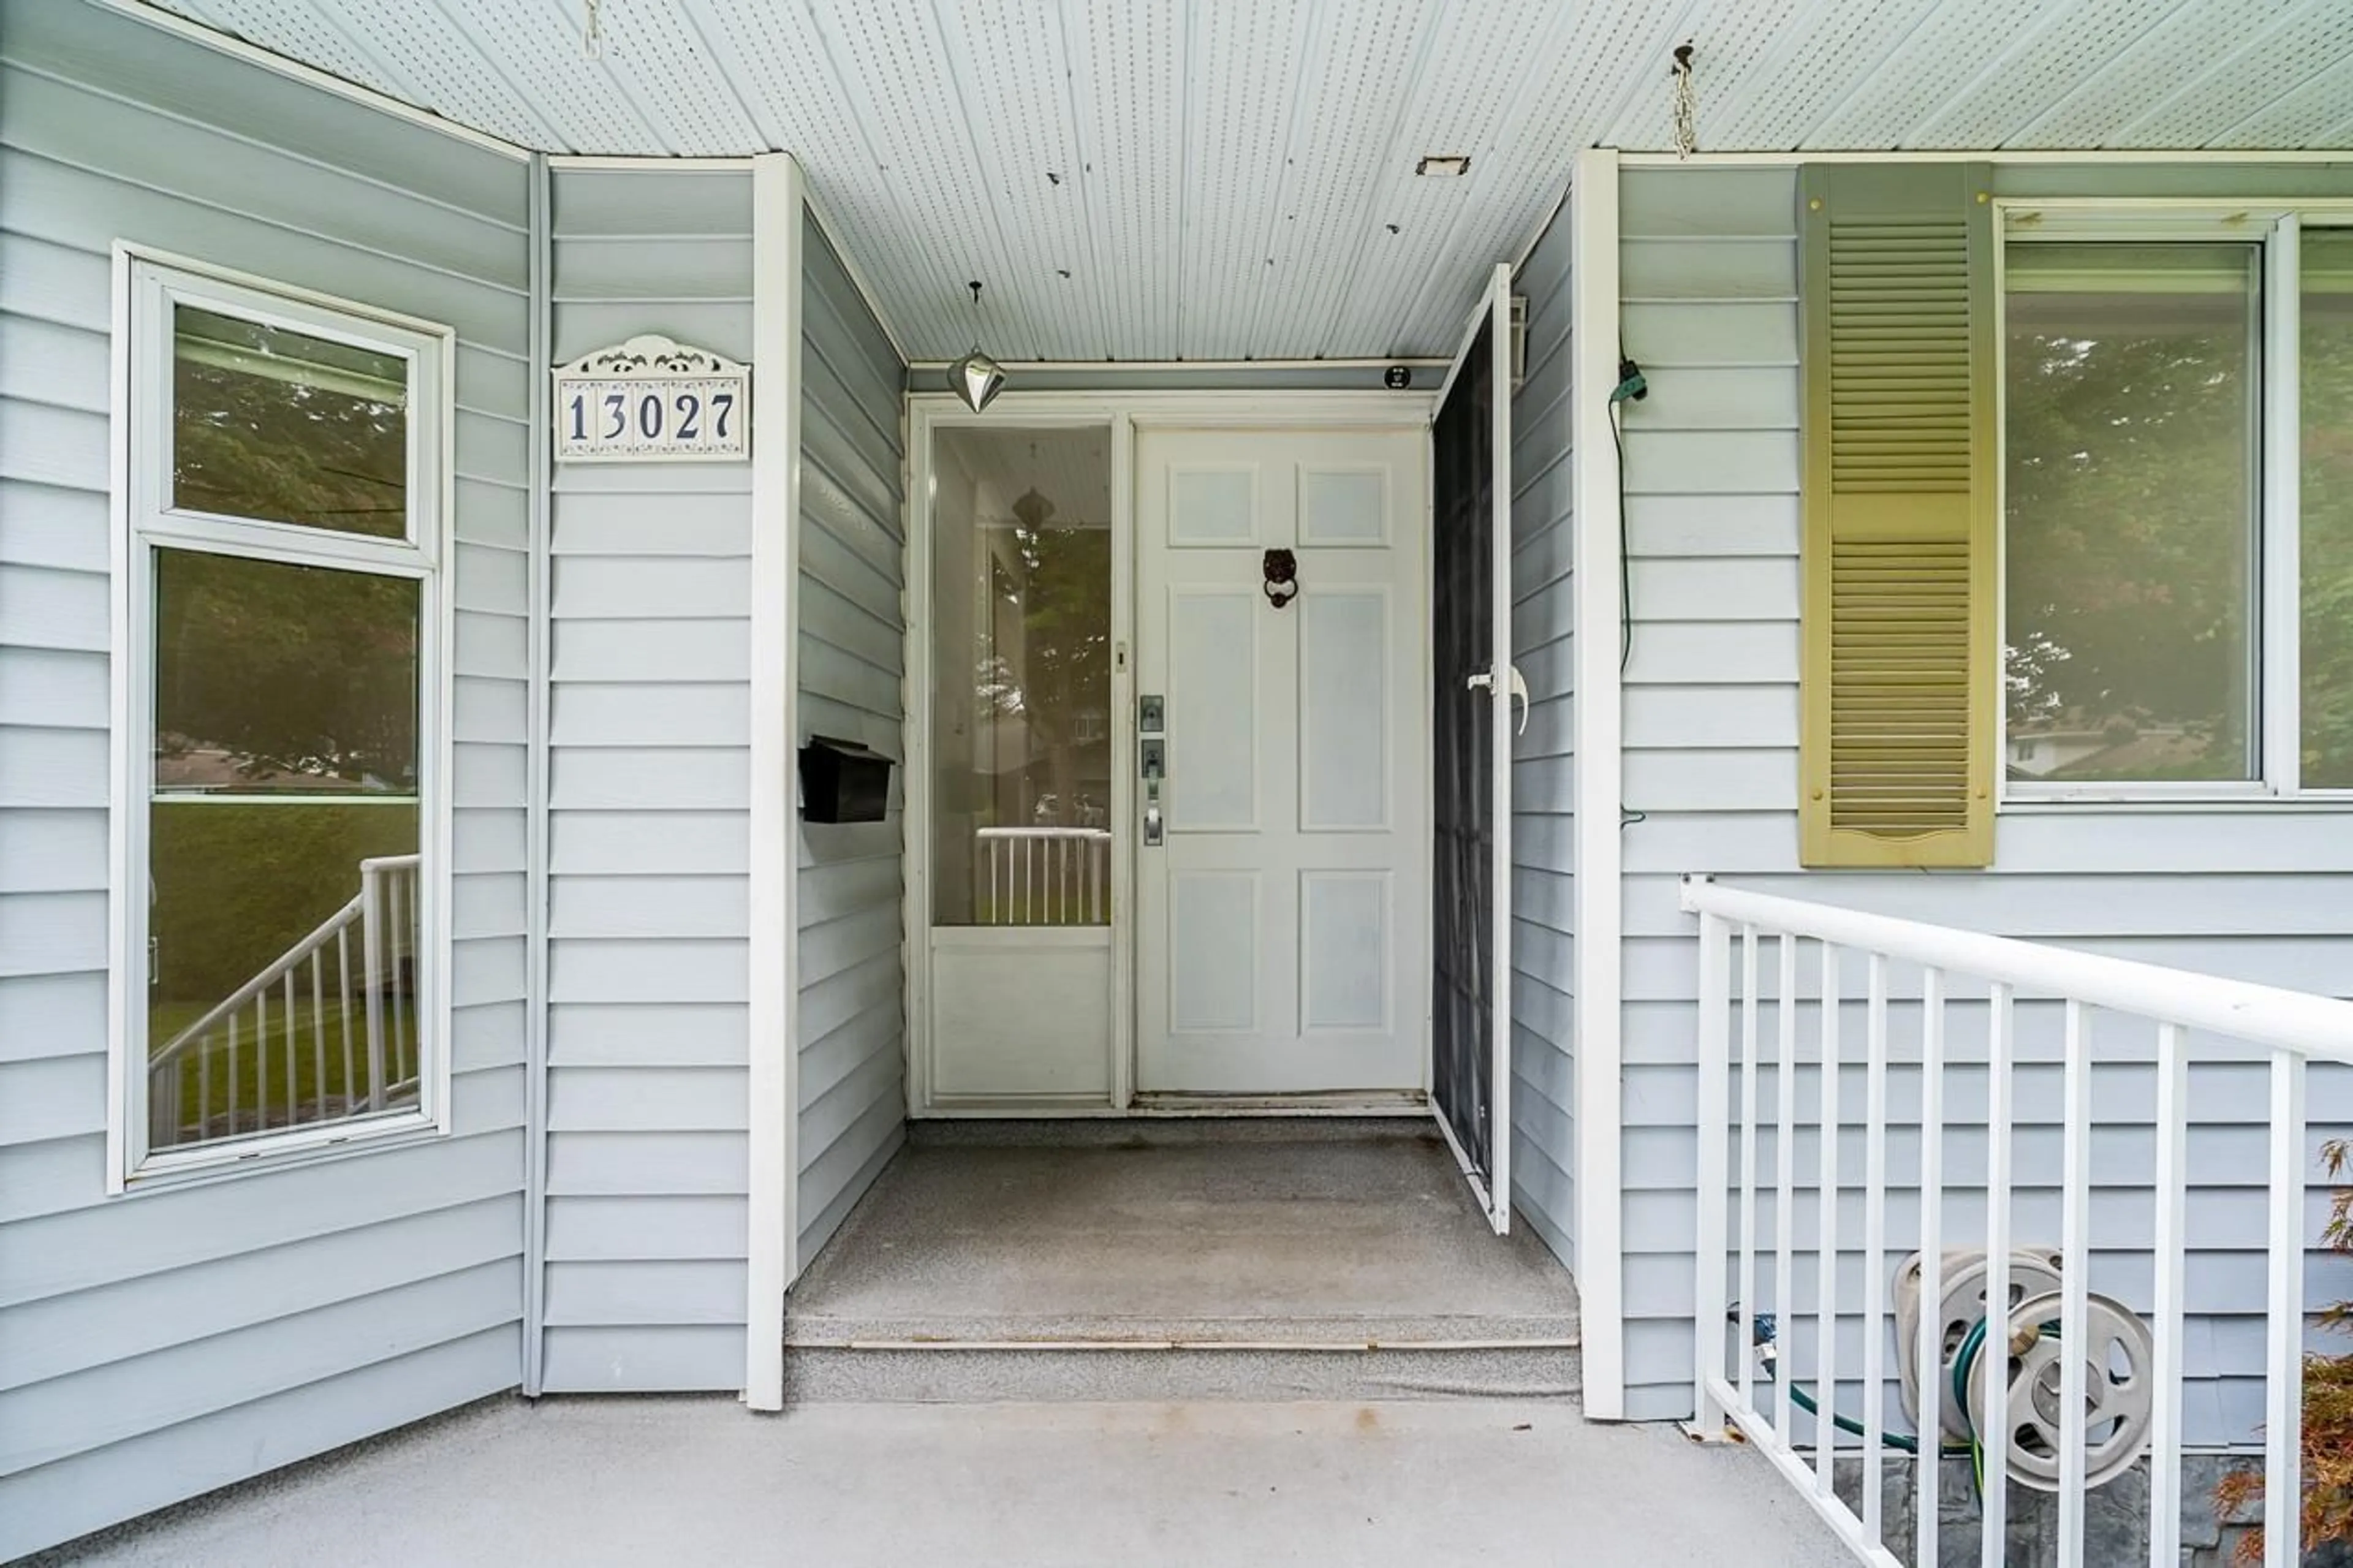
[149,854,421,1148]
[1683,874,2350,1568]
[976,827,1112,926]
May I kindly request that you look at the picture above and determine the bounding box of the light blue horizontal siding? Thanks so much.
[1612,161,2353,1430]
[0,3,531,1555]
[540,165,756,1395]
[793,213,907,1273]
[1507,197,1576,1276]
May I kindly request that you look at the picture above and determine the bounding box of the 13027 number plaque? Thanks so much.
[552,335,749,463]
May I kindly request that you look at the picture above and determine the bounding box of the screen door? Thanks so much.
[1431,264,1517,1233]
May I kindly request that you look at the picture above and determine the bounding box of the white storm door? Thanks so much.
[1430,263,1516,1232]
[1134,427,1430,1096]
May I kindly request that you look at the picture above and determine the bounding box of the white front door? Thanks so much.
[1133,426,1430,1096]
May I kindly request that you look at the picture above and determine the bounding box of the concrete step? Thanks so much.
[784,1298,1581,1404]
[782,1340,1582,1403]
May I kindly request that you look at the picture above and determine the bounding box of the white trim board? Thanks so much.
[1568,147,1628,1422]
[744,151,805,1414]
[521,151,554,1399]
[904,358,1452,373]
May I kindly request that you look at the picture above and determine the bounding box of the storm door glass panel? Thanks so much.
[146,548,422,1150]
[2003,242,2260,784]
[2304,229,2353,789]
[173,303,410,538]
[931,426,1113,926]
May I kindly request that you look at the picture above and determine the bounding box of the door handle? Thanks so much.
[1466,666,1531,737]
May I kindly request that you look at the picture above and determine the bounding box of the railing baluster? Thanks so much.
[197,1036,211,1145]
[1694,909,1732,1439]
[311,950,327,1125]
[254,989,268,1129]
[389,868,408,1086]
[2058,1001,2092,1566]
[227,1012,240,1137]
[1862,952,1888,1547]
[2266,1044,2307,1568]
[1775,933,1798,1449]
[2148,1020,2186,1568]
[282,969,297,1129]
[1982,981,2014,1568]
[364,864,386,1112]
[1738,922,1760,1422]
[1817,939,1841,1498]
[1915,966,1945,1568]
[339,925,355,1114]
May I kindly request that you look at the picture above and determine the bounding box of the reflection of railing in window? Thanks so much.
[147,854,420,1151]
[976,828,1112,926]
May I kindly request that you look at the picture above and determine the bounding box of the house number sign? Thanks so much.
[552,335,749,463]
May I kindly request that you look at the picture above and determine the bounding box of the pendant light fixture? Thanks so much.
[947,280,1007,412]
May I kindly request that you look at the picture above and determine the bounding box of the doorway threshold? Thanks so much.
[1127,1089,1428,1116]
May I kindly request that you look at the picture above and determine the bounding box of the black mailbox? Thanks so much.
[798,735,893,824]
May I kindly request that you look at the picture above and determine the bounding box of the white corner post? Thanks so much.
[521,152,554,1397]
[1569,145,1627,1421]
[746,151,806,1412]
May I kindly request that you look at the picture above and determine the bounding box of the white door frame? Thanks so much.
[904,389,1437,1118]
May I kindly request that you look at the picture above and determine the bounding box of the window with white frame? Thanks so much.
[118,252,450,1183]
[2001,213,2353,797]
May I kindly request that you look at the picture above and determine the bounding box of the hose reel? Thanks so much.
[1890,1249,2158,1493]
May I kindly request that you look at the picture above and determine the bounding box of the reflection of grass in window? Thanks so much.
[150,801,417,1006]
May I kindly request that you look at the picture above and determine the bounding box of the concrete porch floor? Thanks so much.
[787,1118,1582,1346]
[29,1395,1862,1567]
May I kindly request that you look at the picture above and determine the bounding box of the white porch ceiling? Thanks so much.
[133,0,2353,362]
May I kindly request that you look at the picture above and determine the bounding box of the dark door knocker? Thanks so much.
[1262,548,1300,609]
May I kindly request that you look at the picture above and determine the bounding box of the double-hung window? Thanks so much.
[115,251,452,1186]
[2001,210,2353,800]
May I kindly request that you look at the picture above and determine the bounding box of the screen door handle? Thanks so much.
[1466,666,1531,737]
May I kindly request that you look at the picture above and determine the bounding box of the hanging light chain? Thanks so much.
[1670,42,1698,160]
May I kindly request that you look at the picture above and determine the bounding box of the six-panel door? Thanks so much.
[1133,428,1431,1096]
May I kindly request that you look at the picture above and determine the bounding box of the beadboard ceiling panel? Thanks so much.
[131,0,2353,362]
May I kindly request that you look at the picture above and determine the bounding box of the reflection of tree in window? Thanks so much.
[2305,232,2353,789]
[153,550,419,794]
[980,493,1111,830]
[173,306,408,537]
[2004,244,2258,782]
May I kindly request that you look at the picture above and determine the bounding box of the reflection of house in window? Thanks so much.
[2007,724,2201,779]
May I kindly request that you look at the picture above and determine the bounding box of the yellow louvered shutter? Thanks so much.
[1799,164,1997,869]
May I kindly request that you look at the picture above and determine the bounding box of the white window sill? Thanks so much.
[116,1111,444,1197]
[1999,794,2353,814]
